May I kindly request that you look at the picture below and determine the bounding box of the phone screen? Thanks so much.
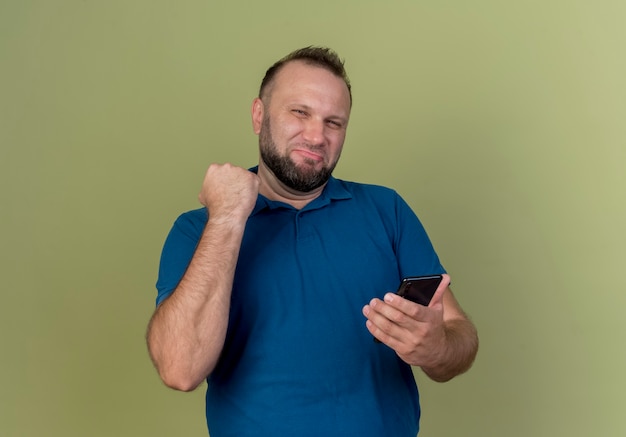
[396,275,443,306]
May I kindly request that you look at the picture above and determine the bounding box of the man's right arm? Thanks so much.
[146,164,259,392]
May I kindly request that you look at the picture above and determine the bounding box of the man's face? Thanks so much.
[253,61,351,193]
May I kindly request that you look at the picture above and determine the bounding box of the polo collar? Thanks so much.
[248,166,352,215]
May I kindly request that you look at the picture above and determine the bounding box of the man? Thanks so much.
[147,46,478,436]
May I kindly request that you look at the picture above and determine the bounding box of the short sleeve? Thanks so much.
[392,193,446,278]
[155,208,207,306]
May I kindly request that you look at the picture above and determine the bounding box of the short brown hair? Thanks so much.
[259,46,352,104]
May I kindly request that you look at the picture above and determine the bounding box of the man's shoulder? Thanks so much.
[177,206,207,220]
[332,177,400,201]
[170,207,207,235]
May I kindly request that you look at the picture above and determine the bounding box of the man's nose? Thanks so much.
[302,119,325,145]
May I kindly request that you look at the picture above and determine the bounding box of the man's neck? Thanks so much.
[257,162,326,210]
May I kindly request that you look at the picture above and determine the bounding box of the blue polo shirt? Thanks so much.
[156,172,445,437]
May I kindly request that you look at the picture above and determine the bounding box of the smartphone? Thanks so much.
[373,274,443,343]
[395,274,443,306]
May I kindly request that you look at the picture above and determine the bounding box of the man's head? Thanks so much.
[259,46,352,106]
[252,47,352,194]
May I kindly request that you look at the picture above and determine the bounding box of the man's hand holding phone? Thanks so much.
[362,274,451,368]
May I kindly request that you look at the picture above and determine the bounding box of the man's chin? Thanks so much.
[294,166,327,182]
[282,169,331,193]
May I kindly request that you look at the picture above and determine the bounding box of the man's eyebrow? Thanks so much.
[286,103,349,122]
[287,103,312,110]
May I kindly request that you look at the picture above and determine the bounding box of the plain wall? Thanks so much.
[2,1,625,436]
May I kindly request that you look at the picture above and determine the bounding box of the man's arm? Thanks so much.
[362,274,479,382]
[146,164,259,392]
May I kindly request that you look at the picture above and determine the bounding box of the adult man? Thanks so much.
[147,46,478,436]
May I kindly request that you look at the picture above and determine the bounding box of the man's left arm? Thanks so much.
[362,274,479,382]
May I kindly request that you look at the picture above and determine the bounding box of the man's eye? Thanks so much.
[327,120,343,129]
[293,109,307,116]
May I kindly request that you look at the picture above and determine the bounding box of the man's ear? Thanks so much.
[251,98,264,134]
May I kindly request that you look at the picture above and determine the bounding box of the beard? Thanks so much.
[259,115,338,193]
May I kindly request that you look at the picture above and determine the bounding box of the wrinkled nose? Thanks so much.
[302,120,325,146]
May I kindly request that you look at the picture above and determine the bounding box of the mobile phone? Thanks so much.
[373,274,443,343]
[395,274,443,306]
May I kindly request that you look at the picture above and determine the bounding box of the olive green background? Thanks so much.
[2,1,625,436]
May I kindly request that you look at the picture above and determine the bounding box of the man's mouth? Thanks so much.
[293,148,324,163]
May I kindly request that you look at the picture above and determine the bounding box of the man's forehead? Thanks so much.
[269,61,350,102]
[276,60,329,79]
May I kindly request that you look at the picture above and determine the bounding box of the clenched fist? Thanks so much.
[198,163,260,225]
